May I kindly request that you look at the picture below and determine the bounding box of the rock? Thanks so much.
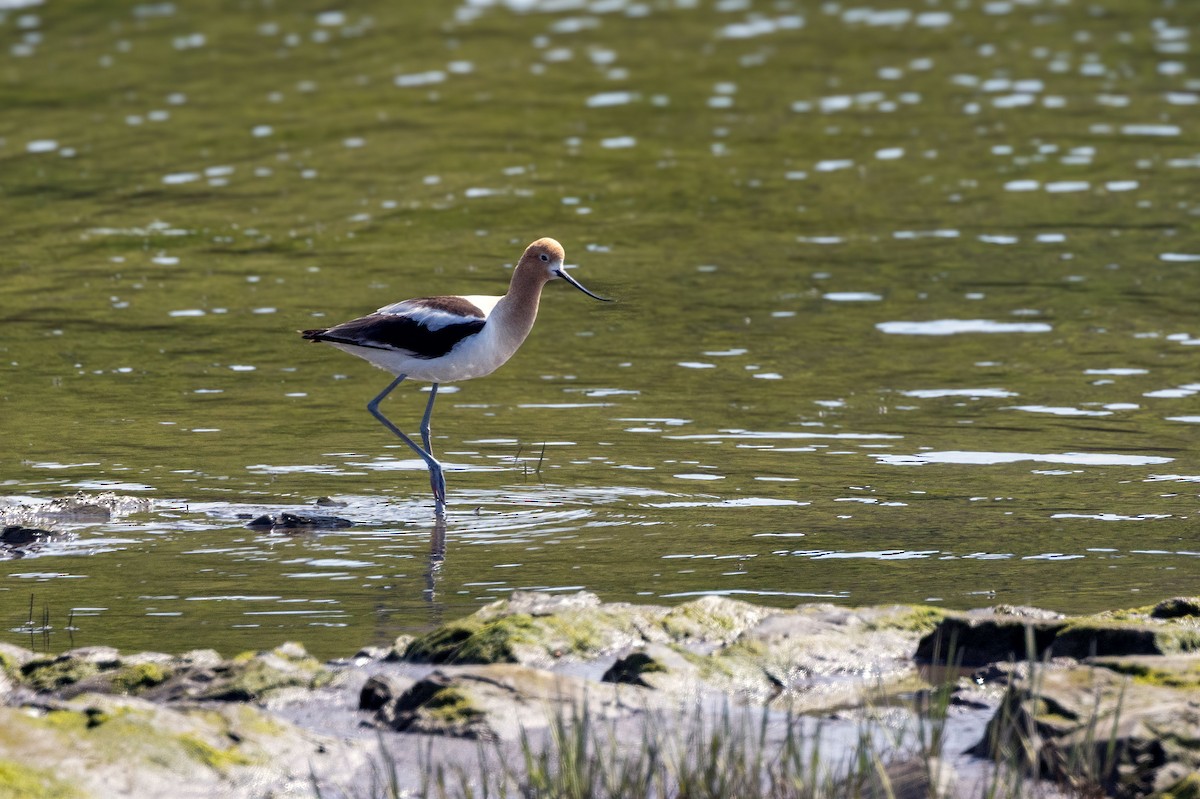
[1089,654,1200,690]
[105,660,174,695]
[6,592,1200,798]
[350,644,391,662]
[21,652,105,692]
[0,691,367,798]
[1049,620,1200,660]
[971,657,1200,798]
[61,646,123,667]
[12,642,330,704]
[915,610,1066,666]
[358,673,411,712]
[378,670,496,740]
[400,594,942,712]
[728,604,942,709]
[1,524,55,545]
[193,643,330,702]
[1150,597,1200,620]
[402,591,774,667]
[383,635,414,660]
[245,512,353,530]
[0,642,35,673]
[504,589,602,616]
[868,756,957,799]
[601,643,701,691]
[917,603,1200,666]
[273,512,353,529]
[373,663,661,742]
[178,649,224,669]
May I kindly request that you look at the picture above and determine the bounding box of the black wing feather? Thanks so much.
[302,313,486,359]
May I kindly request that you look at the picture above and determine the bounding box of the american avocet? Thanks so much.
[302,237,611,512]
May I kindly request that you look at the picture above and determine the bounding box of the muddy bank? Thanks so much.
[0,592,1197,798]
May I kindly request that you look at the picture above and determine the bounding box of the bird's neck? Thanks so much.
[491,268,546,348]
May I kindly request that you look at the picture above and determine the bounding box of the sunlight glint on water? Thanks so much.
[1,0,1198,658]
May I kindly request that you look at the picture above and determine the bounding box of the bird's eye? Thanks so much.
[539,253,550,262]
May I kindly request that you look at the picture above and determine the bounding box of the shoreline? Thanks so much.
[2,591,1198,798]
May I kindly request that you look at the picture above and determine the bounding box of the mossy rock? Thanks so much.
[973,662,1200,797]
[602,650,669,686]
[382,672,492,739]
[658,596,769,641]
[401,592,769,666]
[20,658,102,693]
[601,644,701,692]
[0,758,84,799]
[403,613,538,664]
[176,732,257,772]
[915,612,1066,666]
[1151,598,1200,620]
[1090,655,1200,690]
[863,604,947,633]
[1050,621,1200,659]
[110,662,172,694]
[200,657,325,701]
[402,608,635,665]
[0,644,34,681]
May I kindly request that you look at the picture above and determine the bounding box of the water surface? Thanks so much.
[2,0,1198,658]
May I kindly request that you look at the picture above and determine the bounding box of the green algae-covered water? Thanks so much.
[2,0,1198,659]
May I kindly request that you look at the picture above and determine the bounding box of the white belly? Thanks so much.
[331,319,517,383]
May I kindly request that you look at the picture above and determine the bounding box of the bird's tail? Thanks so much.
[300,328,329,341]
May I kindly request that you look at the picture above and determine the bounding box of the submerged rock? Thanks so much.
[1,524,55,546]
[244,512,354,531]
[0,524,66,559]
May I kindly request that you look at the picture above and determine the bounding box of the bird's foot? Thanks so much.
[429,465,447,506]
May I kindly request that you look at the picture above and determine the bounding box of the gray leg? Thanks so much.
[418,384,445,502]
[366,375,447,511]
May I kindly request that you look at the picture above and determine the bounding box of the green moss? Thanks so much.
[1097,660,1200,690]
[110,662,170,694]
[176,733,256,772]
[0,759,83,799]
[20,659,101,692]
[225,704,288,738]
[1161,629,1200,654]
[40,710,89,732]
[660,599,750,640]
[718,638,770,662]
[0,651,22,679]
[691,645,744,682]
[404,614,541,664]
[868,605,948,633]
[420,686,485,725]
[201,660,318,701]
